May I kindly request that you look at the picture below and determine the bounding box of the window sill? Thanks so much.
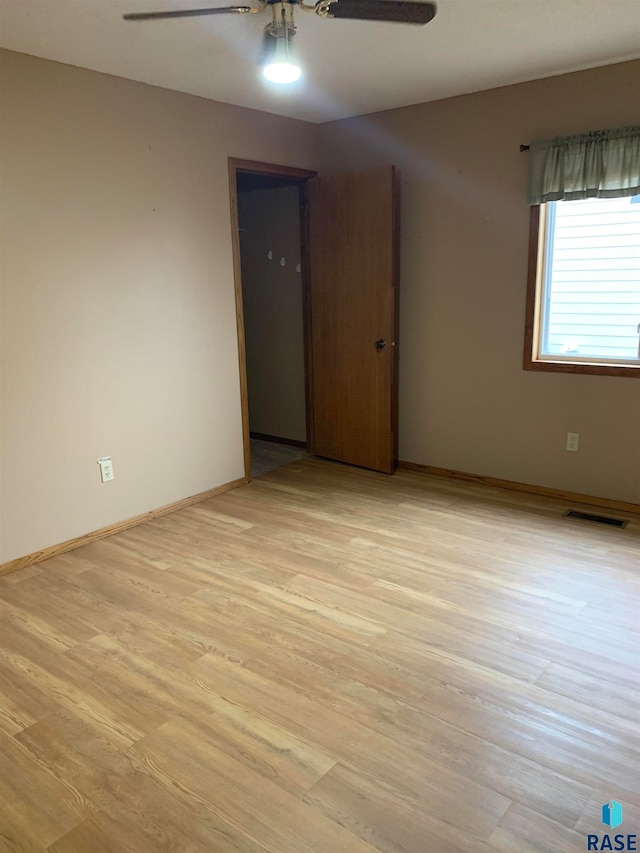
[523,358,640,378]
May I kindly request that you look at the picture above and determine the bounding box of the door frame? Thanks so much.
[228,158,317,480]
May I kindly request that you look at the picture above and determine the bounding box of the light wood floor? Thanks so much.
[0,458,638,853]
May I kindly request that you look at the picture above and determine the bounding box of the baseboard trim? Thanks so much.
[398,461,640,516]
[0,476,248,578]
[250,432,307,449]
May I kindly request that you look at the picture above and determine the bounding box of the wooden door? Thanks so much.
[308,166,399,474]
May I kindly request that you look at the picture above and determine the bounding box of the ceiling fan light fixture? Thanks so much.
[261,19,302,85]
[262,59,302,85]
[123,0,438,92]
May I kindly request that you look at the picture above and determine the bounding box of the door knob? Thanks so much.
[374,339,386,351]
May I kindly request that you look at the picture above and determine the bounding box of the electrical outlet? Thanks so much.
[98,456,114,482]
[566,433,579,453]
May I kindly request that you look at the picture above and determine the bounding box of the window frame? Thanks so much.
[523,203,640,378]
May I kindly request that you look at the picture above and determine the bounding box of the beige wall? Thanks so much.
[318,60,640,504]
[0,49,316,563]
[239,185,306,443]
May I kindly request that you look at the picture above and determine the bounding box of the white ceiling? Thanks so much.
[1,0,639,123]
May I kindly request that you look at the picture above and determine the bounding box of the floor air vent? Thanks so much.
[563,509,628,529]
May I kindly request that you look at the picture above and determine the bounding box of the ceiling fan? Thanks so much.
[123,0,437,85]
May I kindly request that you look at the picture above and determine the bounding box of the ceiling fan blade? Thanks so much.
[321,0,436,24]
[123,6,253,20]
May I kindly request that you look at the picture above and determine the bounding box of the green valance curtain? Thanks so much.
[528,125,640,205]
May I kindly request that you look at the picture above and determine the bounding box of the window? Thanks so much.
[524,196,640,375]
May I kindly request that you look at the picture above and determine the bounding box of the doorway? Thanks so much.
[229,159,316,480]
[229,158,400,481]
